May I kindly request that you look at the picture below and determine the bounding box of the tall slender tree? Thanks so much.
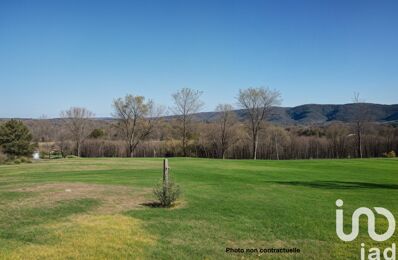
[172,88,204,157]
[60,107,94,157]
[215,104,238,159]
[237,87,281,160]
[352,92,368,158]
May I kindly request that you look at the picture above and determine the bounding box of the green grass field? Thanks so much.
[0,158,397,259]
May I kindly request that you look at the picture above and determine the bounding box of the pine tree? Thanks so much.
[0,119,34,156]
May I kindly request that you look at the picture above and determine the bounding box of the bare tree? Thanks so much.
[113,94,161,157]
[266,125,290,160]
[237,87,281,160]
[326,123,348,158]
[172,88,204,157]
[56,129,71,158]
[60,107,94,157]
[214,104,238,159]
[352,92,368,158]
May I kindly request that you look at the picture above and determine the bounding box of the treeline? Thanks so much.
[16,87,397,160]
[25,119,397,160]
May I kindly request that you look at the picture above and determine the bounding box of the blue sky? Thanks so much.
[0,0,397,118]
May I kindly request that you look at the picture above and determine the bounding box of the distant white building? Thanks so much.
[33,152,40,160]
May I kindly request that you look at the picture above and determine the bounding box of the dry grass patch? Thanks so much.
[11,183,151,214]
[0,214,154,260]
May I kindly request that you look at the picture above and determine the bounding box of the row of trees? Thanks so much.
[26,116,397,160]
[2,87,396,160]
[55,87,281,160]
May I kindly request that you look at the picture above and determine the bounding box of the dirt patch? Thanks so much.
[11,183,151,214]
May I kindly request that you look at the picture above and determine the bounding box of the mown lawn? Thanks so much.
[0,158,397,259]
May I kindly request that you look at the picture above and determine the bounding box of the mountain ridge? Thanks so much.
[180,103,398,125]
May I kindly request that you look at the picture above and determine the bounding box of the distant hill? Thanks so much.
[187,103,398,125]
[1,103,398,125]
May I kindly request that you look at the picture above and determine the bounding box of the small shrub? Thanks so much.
[153,180,181,207]
[20,157,32,163]
[13,159,21,164]
[66,155,79,159]
[383,150,396,158]
[51,151,63,159]
[0,155,32,165]
[40,152,49,159]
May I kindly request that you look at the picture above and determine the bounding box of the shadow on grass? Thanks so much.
[140,201,163,208]
[140,201,184,209]
[270,181,398,190]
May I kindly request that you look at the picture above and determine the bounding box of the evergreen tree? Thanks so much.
[0,120,34,156]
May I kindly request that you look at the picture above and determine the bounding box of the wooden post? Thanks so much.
[163,159,169,201]
[163,159,169,185]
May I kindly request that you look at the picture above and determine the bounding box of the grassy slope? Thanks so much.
[0,158,397,259]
